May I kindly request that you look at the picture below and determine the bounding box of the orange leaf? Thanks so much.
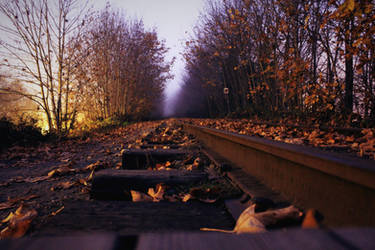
[0,205,37,239]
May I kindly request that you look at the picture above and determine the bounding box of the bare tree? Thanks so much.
[0,0,89,133]
[70,7,173,121]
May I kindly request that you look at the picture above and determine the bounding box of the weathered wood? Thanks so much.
[0,234,120,250]
[137,229,375,250]
[122,149,188,169]
[2,229,375,250]
[91,169,207,200]
[32,200,234,236]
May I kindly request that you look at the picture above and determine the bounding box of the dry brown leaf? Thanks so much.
[87,170,94,181]
[130,190,153,202]
[327,138,335,144]
[147,184,166,202]
[0,202,13,211]
[115,161,122,169]
[182,193,193,202]
[48,165,76,178]
[52,181,75,190]
[193,157,201,168]
[47,169,57,177]
[284,138,304,145]
[77,179,88,186]
[155,163,164,170]
[0,195,38,211]
[84,160,111,171]
[302,209,320,229]
[51,206,64,216]
[201,204,263,233]
[24,176,50,183]
[0,205,37,239]
[201,205,301,234]
[345,135,355,143]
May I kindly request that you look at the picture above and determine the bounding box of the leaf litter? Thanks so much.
[0,121,161,237]
[187,118,375,160]
[0,119,317,237]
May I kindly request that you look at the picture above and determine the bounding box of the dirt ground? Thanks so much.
[0,119,238,238]
[0,121,161,236]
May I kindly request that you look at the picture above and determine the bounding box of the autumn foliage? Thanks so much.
[175,0,375,127]
[0,1,172,134]
[68,6,173,122]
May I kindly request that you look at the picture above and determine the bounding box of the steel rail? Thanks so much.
[183,124,375,227]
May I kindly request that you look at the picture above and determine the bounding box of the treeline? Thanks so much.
[175,0,375,126]
[0,1,171,134]
[70,7,172,122]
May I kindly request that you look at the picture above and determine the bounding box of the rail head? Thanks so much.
[183,124,375,190]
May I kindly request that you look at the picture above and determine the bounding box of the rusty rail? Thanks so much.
[183,124,375,227]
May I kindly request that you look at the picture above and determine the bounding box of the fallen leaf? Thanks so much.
[47,169,57,177]
[115,161,122,169]
[182,193,193,202]
[345,135,355,143]
[155,163,165,170]
[60,181,75,189]
[131,190,153,202]
[87,170,94,181]
[0,195,38,211]
[2,212,15,224]
[24,176,50,183]
[147,184,166,202]
[201,205,301,234]
[302,209,320,229]
[327,138,335,144]
[48,165,76,177]
[77,179,88,186]
[0,205,37,239]
[84,160,111,171]
[193,157,201,168]
[51,206,64,216]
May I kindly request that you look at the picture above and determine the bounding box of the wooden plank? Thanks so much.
[33,200,234,236]
[332,228,375,249]
[122,149,188,169]
[0,234,119,250]
[91,169,207,200]
[137,229,375,250]
[226,167,287,204]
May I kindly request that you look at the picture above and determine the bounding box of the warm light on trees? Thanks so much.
[176,0,375,126]
[0,0,90,133]
[69,6,173,121]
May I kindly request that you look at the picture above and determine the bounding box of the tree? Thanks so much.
[0,0,89,133]
[70,7,173,121]
[176,0,375,126]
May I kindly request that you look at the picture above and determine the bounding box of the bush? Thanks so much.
[0,116,47,150]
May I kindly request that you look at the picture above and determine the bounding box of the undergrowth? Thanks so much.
[0,116,52,151]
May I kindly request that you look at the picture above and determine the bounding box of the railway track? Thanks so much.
[183,123,375,227]
[1,120,375,249]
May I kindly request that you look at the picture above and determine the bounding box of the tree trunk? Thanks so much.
[344,16,354,116]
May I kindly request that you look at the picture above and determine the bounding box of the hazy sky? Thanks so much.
[94,0,206,115]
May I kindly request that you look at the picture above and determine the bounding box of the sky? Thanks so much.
[94,0,206,116]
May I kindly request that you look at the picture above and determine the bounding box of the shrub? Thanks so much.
[0,116,47,150]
